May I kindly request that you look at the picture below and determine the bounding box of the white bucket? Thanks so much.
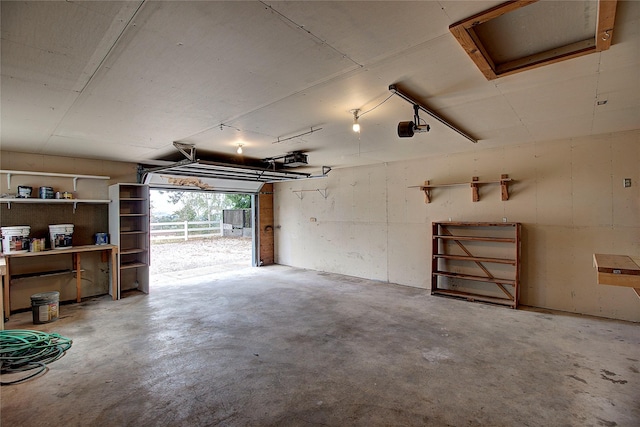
[1,225,31,254]
[49,224,74,249]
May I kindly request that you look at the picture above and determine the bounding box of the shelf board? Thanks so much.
[434,235,516,243]
[120,213,147,217]
[121,248,147,255]
[433,254,516,265]
[433,270,515,286]
[11,268,84,282]
[120,262,148,270]
[431,289,516,307]
[121,231,147,235]
[437,222,518,227]
[0,198,110,204]
[120,197,146,201]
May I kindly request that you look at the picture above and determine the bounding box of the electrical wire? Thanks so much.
[0,330,73,386]
[356,93,395,119]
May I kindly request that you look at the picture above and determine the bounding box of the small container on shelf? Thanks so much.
[39,186,55,199]
[17,186,32,198]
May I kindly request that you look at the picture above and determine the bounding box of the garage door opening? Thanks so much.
[149,189,253,283]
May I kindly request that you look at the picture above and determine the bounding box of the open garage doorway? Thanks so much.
[149,189,254,283]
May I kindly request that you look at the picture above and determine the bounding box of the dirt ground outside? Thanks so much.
[150,237,253,279]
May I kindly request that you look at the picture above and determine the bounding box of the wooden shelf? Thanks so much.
[433,270,516,286]
[432,221,521,308]
[109,183,150,299]
[433,254,516,265]
[593,253,640,298]
[120,261,147,270]
[431,289,515,306]
[412,175,512,203]
[120,248,147,255]
[11,269,85,282]
[433,234,516,243]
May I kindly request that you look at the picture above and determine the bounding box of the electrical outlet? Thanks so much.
[503,217,507,223]
[623,178,631,188]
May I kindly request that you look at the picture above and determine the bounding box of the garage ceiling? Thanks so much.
[1,1,638,173]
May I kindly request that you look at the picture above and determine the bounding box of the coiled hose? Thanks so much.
[0,329,73,386]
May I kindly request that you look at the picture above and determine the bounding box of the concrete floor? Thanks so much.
[1,265,639,426]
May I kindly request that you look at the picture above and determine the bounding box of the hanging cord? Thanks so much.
[356,93,395,119]
[0,330,73,386]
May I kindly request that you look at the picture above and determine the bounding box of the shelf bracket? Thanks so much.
[500,174,509,201]
[7,172,12,190]
[471,176,479,202]
[421,180,431,203]
[292,188,328,200]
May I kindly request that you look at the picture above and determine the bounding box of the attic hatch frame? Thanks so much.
[450,0,617,80]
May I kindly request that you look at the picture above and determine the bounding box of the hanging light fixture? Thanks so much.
[351,109,360,133]
[236,144,243,154]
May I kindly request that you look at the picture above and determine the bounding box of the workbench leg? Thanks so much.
[75,253,82,303]
[111,248,118,300]
[3,260,10,320]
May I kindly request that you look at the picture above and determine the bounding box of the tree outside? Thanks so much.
[149,190,253,278]
[151,190,251,222]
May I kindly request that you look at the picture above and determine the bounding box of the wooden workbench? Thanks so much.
[2,244,118,318]
[593,253,640,298]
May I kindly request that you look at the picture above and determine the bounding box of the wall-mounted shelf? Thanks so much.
[1,170,110,191]
[411,175,512,203]
[292,188,328,199]
[0,197,111,212]
[593,254,640,299]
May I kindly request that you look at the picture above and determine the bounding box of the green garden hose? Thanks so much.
[0,329,72,386]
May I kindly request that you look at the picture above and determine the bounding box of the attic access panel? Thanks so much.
[450,0,617,80]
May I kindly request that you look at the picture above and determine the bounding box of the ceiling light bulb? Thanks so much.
[352,109,360,133]
[237,145,243,154]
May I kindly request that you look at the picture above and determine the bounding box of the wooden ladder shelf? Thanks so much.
[432,221,521,308]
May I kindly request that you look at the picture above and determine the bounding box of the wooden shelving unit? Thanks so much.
[109,184,150,299]
[431,221,521,308]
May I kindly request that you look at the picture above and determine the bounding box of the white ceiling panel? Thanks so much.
[592,106,640,135]
[266,1,452,65]
[0,1,137,90]
[503,75,599,124]
[43,135,160,161]
[0,1,637,171]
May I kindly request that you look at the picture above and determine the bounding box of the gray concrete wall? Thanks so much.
[274,130,640,322]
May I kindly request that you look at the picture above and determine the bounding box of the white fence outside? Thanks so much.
[150,220,223,242]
